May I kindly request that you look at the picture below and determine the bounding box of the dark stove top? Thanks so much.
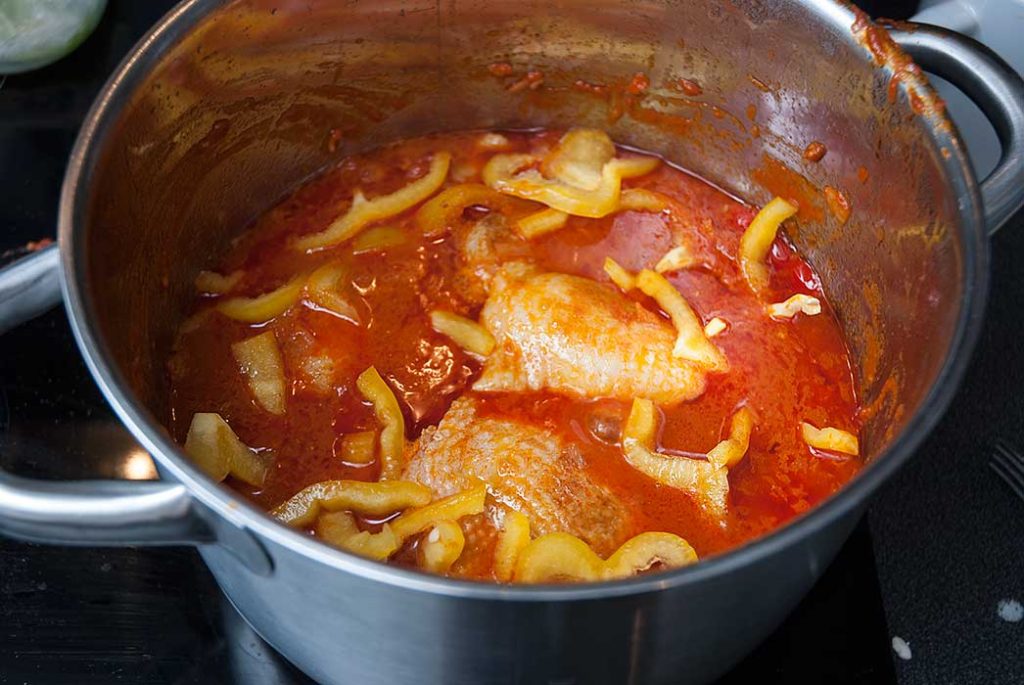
[1,2,1021,683]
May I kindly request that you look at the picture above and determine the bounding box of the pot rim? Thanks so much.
[57,0,990,601]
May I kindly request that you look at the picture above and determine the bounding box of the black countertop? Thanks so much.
[0,1,1020,683]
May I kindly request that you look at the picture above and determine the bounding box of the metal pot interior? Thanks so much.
[80,0,965,491]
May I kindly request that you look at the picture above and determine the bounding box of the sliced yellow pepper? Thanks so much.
[183,412,272,487]
[390,482,487,540]
[617,188,669,213]
[305,261,359,323]
[801,422,859,456]
[514,530,698,583]
[418,520,466,574]
[217,276,304,323]
[232,331,287,415]
[511,188,664,241]
[483,153,659,219]
[356,366,406,480]
[316,509,359,538]
[483,155,598,218]
[613,157,663,179]
[414,183,529,238]
[739,197,798,294]
[540,128,615,191]
[271,479,431,527]
[514,533,603,582]
[515,208,569,239]
[429,310,496,357]
[635,269,728,372]
[706,407,755,469]
[602,532,699,579]
[603,256,636,292]
[316,511,400,561]
[351,225,407,253]
[621,398,729,516]
[295,151,451,251]
[494,510,531,582]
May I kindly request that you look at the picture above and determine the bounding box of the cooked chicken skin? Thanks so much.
[451,213,531,307]
[473,264,708,405]
[402,396,634,556]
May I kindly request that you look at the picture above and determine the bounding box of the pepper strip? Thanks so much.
[635,269,728,372]
[414,183,529,238]
[514,531,697,583]
[739,197,797,293]
[316,512,400,561]
[801,422,859,455]
[356,366,406,480]
[706,407,755,469]
[430,310,496,357]
[295,151,451,251]
[418,520,466,573]
[483,153,660,218]
[272,480,431,527]
[390,482,487,540]
[494,510,532,582]
[621,398,729,515]
[217,276,304,323]
[184,412,272,487]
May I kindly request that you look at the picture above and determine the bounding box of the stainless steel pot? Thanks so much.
[1,2,1022,683]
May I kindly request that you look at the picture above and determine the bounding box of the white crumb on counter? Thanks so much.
[997,599,1023,623]
[891,636,912,661]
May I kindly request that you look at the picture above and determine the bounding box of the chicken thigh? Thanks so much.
[473,264,708,405]
[403,396,634,556]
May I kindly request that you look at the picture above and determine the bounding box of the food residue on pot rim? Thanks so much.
[626,72,650,95]
[675,78,702,96]
[488,62,514,77]
[803,141,827,163]
[851,13,949,127]
[507,70,545,93]
[748,74,773,92]
[824,186,851,225]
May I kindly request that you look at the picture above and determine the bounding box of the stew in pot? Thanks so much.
[168,128,862,583]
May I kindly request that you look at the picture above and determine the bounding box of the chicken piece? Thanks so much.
[451,213,531,306]
[403,397,634,556]
[474,265,708,405]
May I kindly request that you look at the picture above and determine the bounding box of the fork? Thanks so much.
[991,439,1024,500]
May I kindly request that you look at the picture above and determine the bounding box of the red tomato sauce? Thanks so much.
[167,130,862,579]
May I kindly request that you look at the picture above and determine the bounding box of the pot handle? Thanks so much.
[0,245,204,546]
[0,246,273,574]
[0,243,62,334]
[0,468,273,574]
[888,23,1024,235]
[0,471,212,546]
